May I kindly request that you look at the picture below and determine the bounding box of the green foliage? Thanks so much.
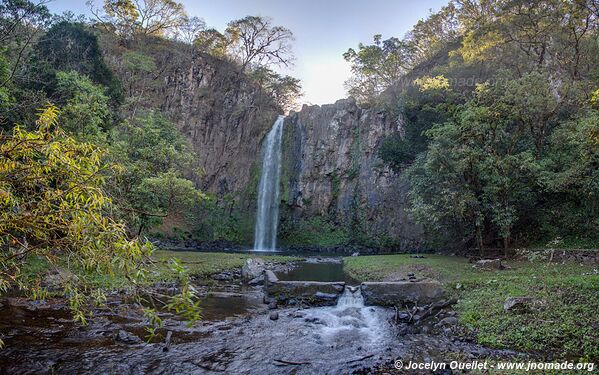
[343,0,599,251]
[249,66,302,111]
[30,21,122,102]
[55,70,111,142]
[343,34,413,104]
[0,105,151,308]
[98,0,188,38]
[108,111,202,235]
[279,216,351,247]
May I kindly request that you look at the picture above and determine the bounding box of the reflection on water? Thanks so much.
[199,293,263,321]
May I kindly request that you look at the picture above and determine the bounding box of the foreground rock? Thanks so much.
[360,279,446,306]
[504,296,543,312]
[242,258,267,280]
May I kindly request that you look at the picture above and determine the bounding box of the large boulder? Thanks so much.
[242,258,267,280]
[503,296,543,312]
[360,279,445,306]
[474,259,504,270]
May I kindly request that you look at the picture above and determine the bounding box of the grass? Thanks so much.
[343,254,599,360]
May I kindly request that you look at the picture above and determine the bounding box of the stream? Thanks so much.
[0,259,516,374]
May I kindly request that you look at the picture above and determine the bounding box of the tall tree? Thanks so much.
[343,35,413,103]
[89,0,188,38]
[225,16,294,71]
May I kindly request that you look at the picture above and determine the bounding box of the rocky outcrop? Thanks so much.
[280,98,422,249]
[101,36,279,202]
[241,258,266,280]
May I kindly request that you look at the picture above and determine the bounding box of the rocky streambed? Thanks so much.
[0,258,518,374]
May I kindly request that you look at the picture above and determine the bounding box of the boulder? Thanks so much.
[248,276,264,286]
[504,296,535,311]
[361,279,445,306]
[269,311,279,321]
[242,258,266,280]
[474,259,504,270]
[115,330,142,344]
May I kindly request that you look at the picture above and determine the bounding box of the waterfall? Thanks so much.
[253,115,285,251]
[336,286,364,308]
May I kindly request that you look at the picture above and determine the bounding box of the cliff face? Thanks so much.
[158,52,279,200]
[100,36,421,248]
[100,36,280,203]
[280,98,422,249]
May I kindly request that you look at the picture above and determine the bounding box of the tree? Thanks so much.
[133,172,206,234]
[89,0,188,39]
[174,16,205,44]
[225,16,294,71]
[0,105,152,321]
[55,70,111,143]
[343,35,413,103]
[194,28,230,58]
[249,66,302,111]
[0,0,50,89]
[108,111,201,235]
[29,21,122,102]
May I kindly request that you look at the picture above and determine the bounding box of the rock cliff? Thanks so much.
[101,37,421,248]
[279,98,422,249]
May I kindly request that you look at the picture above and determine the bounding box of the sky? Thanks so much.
[46,0,447,105]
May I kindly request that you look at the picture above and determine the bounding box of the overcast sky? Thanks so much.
[47,0,447,105]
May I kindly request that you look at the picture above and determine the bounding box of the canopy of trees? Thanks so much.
[360,0,599,252]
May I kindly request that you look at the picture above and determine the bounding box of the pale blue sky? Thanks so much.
[47,0,447,105]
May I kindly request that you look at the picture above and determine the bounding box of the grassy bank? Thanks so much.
[22,250,299,292]
[343,254,599,360]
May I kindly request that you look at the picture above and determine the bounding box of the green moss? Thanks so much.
[343,254,599,359]
[279,216,351,247]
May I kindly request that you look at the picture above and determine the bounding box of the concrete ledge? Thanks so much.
[264,270,345,306]
[360,279,445,306]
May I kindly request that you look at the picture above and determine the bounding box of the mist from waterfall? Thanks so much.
[253,115,285,251]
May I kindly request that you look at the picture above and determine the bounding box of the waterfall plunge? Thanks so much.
[253,115,285,251]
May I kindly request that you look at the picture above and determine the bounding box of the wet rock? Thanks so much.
[115,329,142,344]
[474,259,504,270]
[269,311,279,321]
[314,292,338,301]
[268,301,277,310]
[264,274,345,306]
[242,258,267,280]
[248,276,263,286]
[410,254,425,258]
[212,272,233,281]
[436,317,458,326]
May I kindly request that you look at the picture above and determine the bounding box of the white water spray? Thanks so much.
[253,115,285,251]
[336,286,364,308]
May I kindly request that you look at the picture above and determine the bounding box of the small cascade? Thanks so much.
[253,115,285,251]
[336,286,364,308]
